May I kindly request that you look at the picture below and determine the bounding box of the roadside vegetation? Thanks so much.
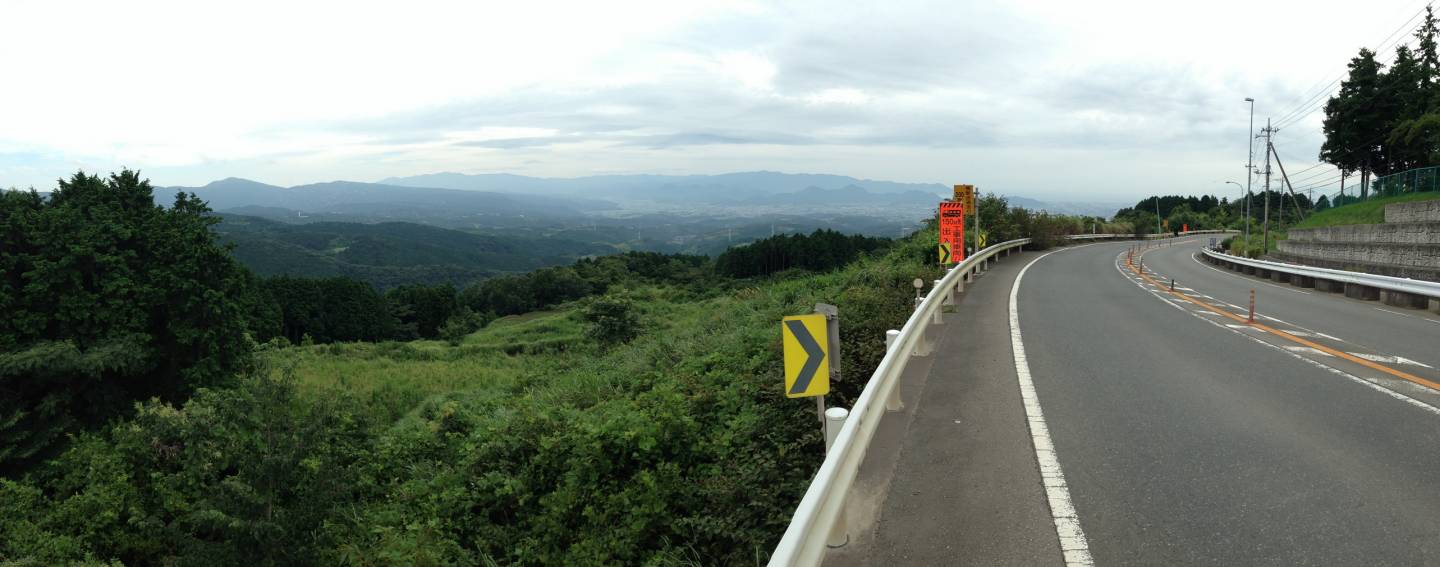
[1292,192,1440,229]
[2,172,1111,565]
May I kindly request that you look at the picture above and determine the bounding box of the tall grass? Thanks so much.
[1296,192,1440,229]
[245,227,944,563]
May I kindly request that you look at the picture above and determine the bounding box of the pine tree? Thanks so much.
[1322,49,1386,192]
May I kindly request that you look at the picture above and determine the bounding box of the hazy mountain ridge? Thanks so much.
[378,171,949,203]
[164,178,617,223]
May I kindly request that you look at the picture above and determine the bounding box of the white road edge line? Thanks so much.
[1012,247,1094,566]
[1115,251,1440,419]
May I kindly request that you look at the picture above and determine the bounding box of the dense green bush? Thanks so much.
[0,370,373,566]
[0,171,253,472]
[386,283,459,339]
[258,276,398,344]
[582,292,642,346]
[715,229,890,278]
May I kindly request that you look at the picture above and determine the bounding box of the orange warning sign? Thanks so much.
[939,201,965,264]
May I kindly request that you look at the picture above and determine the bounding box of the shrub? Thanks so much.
[582,293,642,346]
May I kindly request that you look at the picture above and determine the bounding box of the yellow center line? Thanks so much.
[1124,252,1440,392]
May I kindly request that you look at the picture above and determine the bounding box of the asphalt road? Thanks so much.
[1022,240,1440,565]
[838,239,1440,566]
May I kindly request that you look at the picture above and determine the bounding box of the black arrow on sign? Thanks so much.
[785,320,826,395]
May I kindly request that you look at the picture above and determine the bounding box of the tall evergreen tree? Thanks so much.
[0,171,253,471]
[1418,5,1440,107]
[1321,48,1386,194]
[1381,46,1424,172]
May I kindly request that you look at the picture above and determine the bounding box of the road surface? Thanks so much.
[832,238,1440,566]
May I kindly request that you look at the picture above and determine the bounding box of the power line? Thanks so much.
[1274,36,1421,130]
[1271,1,1432,127]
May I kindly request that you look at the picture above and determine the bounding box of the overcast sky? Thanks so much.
[1,0,1432,201]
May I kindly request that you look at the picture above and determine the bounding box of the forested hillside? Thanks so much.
[1,171,1108,565]
[215,214,614,289]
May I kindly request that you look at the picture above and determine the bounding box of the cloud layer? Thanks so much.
[0,0,1423,200]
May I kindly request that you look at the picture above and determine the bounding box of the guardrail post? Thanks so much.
[930,281,945,324]
[937,278,953,306]
[912,297,929,356]
[824,407,848,452]
[885,330,903,411]
[821,406,852,548]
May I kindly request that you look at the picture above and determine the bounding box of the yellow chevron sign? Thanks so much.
[782,314,830,398]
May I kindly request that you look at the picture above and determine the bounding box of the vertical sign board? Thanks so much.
[954,184,976,210]
[782,314,830,398]
[938,201,966,264]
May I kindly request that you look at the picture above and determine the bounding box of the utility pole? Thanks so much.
[1155,197,1162,235]
[1260,119,1274,255]
[975,187,982,250]
[1244,97,1255,249]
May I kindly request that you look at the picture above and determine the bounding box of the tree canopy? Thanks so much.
[0,171,253,471]
[1321,7,1440,187]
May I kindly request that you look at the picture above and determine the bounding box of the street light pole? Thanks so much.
[1225,181,1244,226]
[1244,97,1255,249]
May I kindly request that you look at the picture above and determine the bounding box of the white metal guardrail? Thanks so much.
[1066,229,1234,241]
[767,236,1031,566]
[769,230,1238,566]
[1201,248,1440,299]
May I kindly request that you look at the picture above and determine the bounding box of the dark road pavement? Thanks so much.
[834,239,1440,566]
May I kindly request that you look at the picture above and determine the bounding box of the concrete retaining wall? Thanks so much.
[1284,222,1440,245]
[1277,218,1440,283]
[1385,200,1440,223]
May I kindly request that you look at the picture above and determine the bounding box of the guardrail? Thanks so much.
[769,230,1238,566]
[767,236,1031,566]
[1066,229,1234,241]
[1201,248,1440,299]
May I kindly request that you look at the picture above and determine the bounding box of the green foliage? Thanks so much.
[961,193,1120,252]
[1321,9,1440,190]
[582,292,642,346]
[2,189,951,565]
[439,307,496,346]
[457,252,710,318]
[214,214,615,290]
[386,283,459,339]
[1292,191,1440,229]
[0,370,373,566]
[714,229,890,278]
[0,171,253,472]
[259,276,398,344]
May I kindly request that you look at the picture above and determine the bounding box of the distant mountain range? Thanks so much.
[378,171,949,203]
[379,171,1121,216]
[163,178,616,227]
[157,171,1123,228]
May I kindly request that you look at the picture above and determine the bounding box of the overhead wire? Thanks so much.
[1271,1,1432,128]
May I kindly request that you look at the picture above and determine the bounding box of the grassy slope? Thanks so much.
[261,229,943,563]
[1294,192,1440,229]
[1225,193,1440,257]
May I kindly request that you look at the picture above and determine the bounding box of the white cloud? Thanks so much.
[1,0,1431,200]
